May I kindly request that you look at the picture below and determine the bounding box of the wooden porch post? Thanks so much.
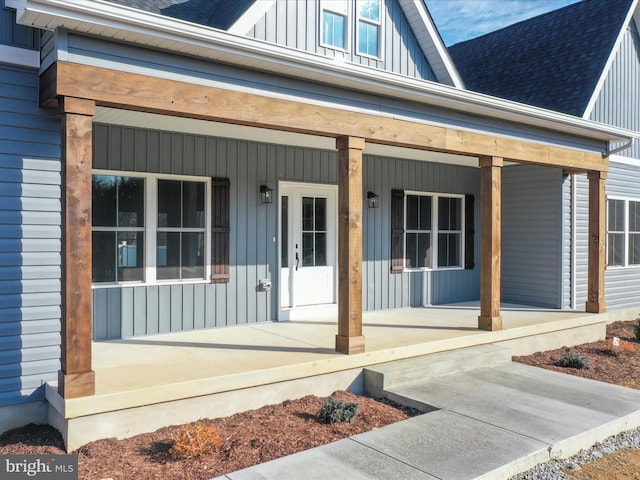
[586,170,607,313]
[478,156,503,331]
[58,96,96,398]
[335,136,365,354]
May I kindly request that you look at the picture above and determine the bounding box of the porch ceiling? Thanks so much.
[95,107,481,167]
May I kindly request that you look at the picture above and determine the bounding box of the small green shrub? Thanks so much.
[317,397,359,424]
[555,351,590,370]
[634,318,640,342]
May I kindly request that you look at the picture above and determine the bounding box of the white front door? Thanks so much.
[280,183,337,310]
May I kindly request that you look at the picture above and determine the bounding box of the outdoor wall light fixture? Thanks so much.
[367,191,379,208]
[260,184,273,204]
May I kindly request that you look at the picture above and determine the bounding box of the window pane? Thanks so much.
[158,180,182,227]
[302,197,314,231]
[182,232,205,279]
[157,232,181,280]
[323,11,345,49]
[117,231,144,281]
[302,232,314,266]
[630,201,640,232]
[315,233,327,266]
[358,0,380,21]
[92,231,115,282]
[118,177,144,227]
[608,199,624,231]
[183,181,205,228]
[405,233,417,268]
[406,196,419,230]
[358,21,379,56]
[438,232,461,267]
[315,198,327,231]
[608,233,624,266]
[630,234,640,266]
[281,196,288,268]
[419,196,432,230]
[92,175,117,227]
[417,232,432,268]
[439,197,461,230]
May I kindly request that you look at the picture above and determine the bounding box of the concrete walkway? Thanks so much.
[213,350,640,480]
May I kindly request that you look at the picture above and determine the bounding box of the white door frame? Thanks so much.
[278,181,338,320]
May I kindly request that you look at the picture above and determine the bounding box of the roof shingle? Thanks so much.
[448,0,633,116]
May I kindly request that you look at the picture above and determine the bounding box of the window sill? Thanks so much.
[606,264,640,271]
[92,279,210,289]
[404,266,464,272]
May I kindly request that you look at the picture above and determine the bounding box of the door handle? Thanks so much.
[295,252,299,271]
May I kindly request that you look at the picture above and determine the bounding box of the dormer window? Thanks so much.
[320,0,383,58]
[321,1,348,50]
[357,0,381,58]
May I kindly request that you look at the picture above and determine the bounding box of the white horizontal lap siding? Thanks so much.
[502,165,563,308]
[0,62,62,407]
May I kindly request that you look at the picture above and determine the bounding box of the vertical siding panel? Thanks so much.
[194,283,205,329]
[226,140,238,325]
[107,288,122,339]
[205,284,216,328]
[134,128,147,172]
[147,130,160,174]
[146,285,159,334]
[133,286,146,336]
[120,287,134,337]
[170,284,182,331]
[182,284,194,330]
[108,126,122,170]
[121,127,135,170]
[92,289,108,340]
[158,285,171,332]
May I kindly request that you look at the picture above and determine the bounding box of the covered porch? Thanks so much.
[45,303,638,450]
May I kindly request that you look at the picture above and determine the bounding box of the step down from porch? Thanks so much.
[364,344,512,410]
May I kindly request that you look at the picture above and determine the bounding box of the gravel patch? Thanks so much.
[511,427,640,480]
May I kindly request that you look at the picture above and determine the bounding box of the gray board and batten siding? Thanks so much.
[49,31,607,155]
[572,17,640,310]
[245,0,436,81]
[0,11,62,406]
[92,124,481,340]
[589,18,640,159]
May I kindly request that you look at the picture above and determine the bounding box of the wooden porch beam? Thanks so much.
[478,156,503,331]
[59,96,96,398]
[586,170,607,313]
[44,62,608,172]
[336,136,365,354]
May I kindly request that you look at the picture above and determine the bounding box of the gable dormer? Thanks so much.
[235,0,458,85]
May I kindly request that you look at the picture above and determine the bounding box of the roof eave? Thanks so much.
[8,0,636,146]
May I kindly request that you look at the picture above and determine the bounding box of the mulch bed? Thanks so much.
[0,391,416,480]
[514,319,640,389]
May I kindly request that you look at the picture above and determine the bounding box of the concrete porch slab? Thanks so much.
[45,304,639,450]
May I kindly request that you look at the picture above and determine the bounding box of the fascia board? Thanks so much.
[396,0,464,88]
[227,0,275,36]
[12,0,637,144]
[583,0,639,119]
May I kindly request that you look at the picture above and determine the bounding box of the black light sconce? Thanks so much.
[367,191,379,209]
[260,184,273,204]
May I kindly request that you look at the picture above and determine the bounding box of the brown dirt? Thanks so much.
[0,391,416,480]
[4,319,640,480]
[514,319,640,480]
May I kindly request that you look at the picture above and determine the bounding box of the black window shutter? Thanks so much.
[391,189,405,273]
[465,194,475,270]
[211,177,230,283]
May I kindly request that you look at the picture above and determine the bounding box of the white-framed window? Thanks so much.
[92,171,211,285]
[321,0,349,51]
[404,192,464,270]
[356,0,382,58]
[607,197,640,267]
